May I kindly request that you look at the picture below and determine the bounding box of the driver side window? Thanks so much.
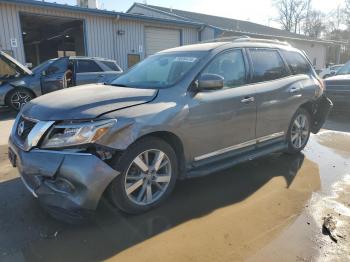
[202,49,247,88]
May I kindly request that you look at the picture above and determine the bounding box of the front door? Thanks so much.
[185,49,257,162]
[41,57,69,94]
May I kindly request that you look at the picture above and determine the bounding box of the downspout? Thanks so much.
[198,25,206,42]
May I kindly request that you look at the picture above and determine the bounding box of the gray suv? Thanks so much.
[8,39,332,221]
[0,52,122,111]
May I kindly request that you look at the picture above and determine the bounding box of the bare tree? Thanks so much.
[327,5,345,32]
[273,0,308,33]
[303,10,326,38]
[343,0,350,27]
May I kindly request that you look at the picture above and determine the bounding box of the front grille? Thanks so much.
[16,116,37,141]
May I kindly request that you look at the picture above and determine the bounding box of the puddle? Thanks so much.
[249,131,350,262]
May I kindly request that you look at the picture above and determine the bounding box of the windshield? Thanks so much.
[111,52,207,89]
[32,59,57,74]
[336,61,350,75]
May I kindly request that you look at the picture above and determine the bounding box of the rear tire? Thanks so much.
[285,108,311,154]
[107,137,178,214]
[6,88,34,111]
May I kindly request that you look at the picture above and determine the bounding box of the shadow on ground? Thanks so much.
[0,150,307,261]
[0,108,17,121]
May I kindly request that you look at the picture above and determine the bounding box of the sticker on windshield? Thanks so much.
[174,57,198,63]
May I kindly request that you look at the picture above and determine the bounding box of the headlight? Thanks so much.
[41,119,116,149]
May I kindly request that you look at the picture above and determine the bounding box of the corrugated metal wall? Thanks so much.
[0,2,200,69]
[200,26,215,42]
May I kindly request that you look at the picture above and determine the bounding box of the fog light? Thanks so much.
[44,178,75,194]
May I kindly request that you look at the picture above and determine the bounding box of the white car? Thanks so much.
[319,64,343,79]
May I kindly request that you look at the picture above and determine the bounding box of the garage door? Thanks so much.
[145,27,180,56]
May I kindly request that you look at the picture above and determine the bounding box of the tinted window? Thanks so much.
[202,49,246,88]
[282,51,312,75]
[47,58,68,75]
[76,60,102,73]
[250,49,288,83]
[100,61,121,72]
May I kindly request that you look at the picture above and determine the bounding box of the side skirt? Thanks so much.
[185,141,287,179]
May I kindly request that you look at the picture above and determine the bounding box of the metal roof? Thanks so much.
[0,0,204,28]
[129,3,345,45]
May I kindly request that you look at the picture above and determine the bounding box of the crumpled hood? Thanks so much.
[22,84,158,121]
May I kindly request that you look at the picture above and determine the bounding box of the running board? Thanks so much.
[185,142,287,179]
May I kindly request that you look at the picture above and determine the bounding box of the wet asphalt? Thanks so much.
[0,109,350,262]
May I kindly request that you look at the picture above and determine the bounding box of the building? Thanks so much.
[0,0,343,70]
[127,3,344,70]
[0,0,202,69]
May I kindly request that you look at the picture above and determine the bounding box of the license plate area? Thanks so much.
[8,148,17,167]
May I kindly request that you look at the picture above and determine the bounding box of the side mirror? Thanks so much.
[196,74,224,91]
[330,70,336,76]
[41,70,47,76]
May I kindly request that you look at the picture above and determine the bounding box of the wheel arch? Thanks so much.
[5,87,37,107]
[135,131,186,178]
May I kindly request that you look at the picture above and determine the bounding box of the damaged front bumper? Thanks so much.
[311,95,333,133]
[8,137,120,220]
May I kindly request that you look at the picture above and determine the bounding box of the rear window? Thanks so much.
[249,49,289,83]
[281,51,312,75]
[76,60,102,73]
[100,61,121,72]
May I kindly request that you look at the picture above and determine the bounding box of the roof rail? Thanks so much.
[233,37,291,46]
[202,36,291,46]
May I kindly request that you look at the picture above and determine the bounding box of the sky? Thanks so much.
[46,0,346,29]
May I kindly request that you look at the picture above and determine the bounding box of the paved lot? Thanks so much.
[0,109,350,261]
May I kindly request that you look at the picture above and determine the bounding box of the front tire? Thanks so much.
[107,137,178,214]
[6,88,34,111]
[286,108,311,154]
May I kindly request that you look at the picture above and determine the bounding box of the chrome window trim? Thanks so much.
[194,131,285,161]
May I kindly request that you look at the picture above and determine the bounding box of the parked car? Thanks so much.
[323,60,350,111]
[319,64,344,79]
[0,51,123,111]
[8,39,332,221]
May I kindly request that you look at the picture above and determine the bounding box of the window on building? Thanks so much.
[201,49,246,88]
[250,49,288,83]
[76,60,102,73]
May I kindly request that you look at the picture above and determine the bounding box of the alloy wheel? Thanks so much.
[11,91,32,110]
[124,149,172,206]
[290,113,309,149]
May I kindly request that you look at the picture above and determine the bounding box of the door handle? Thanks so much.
[98,74,105,78]
[241,96,255,103]
[289,87,301,93]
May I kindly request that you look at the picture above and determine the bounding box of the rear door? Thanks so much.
[41,57,69,94]
[74,59,104,85]
[247,48,302,143]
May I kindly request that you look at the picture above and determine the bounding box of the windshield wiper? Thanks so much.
[107,83,130,87]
